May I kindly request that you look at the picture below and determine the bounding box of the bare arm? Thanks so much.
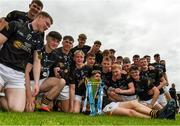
[0,33,7,47]
[163,72,169,85]
[115,82,135,95]
[25,63,35,112]
[150,86,160,107]
[33,51,41,96]
[25,63,33,90]
[157,76,167,90]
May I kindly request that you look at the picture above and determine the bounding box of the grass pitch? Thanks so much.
[0,112,179,125]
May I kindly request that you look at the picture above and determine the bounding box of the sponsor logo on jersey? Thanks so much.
[13,40,32,53]
[13,40,23,49]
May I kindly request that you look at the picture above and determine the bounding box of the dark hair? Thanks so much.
[86,53,95,59]
[123,57,131,64]
[31,0,43,9]
[129,66,139,72]
[78,33,87,40]
[144,55,150,58]
[36,11,53,24]
[117,56,123,60]
[91,70,101,76]
[63,35,74,42]
[94,40,101,45]
[109,49,116,53]
[47,31,62,41]
[139,57,147,61]
[110,55,116,62]
[154,53,160,57]
[102,49,110,57]
[133,54,140,58]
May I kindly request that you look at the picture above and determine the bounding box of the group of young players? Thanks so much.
[0,0,176,120]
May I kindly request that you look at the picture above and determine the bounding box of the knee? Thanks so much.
[8,100,25,112]
[48,78,65,88]
[58,79,65,87]
[61,104,69,112]
[9,104,25,112]
[129,100,138,108]
[74,108,80,113]
[73,102,81,113]
[128,110,136,117]
[61,79,66,85]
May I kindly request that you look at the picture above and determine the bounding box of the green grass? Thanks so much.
[0,112,179,125]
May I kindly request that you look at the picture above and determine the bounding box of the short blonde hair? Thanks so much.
[111,63,122,71]
[74,50,85,57]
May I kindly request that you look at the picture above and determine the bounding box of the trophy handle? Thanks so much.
[88,81,96,116]
[97,80,105,114]
[82,81,96,115]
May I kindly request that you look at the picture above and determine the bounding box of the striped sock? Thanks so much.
[41,95,52,106]
[150,110,159,118]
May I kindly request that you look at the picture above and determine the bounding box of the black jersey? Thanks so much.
[5,10,31,23]
[152,62,166,74]
[4,10,44,38]
[82,64,102,78]
[0,21,43,72]
[52,47,73,85]
[101,71,112,89]
[83,65,94,78]
[95,51,103,65]
[109,75,135,96]
[69,65,90,96]
[131,77,154,101]
[109,75,128,89]
[29,47,59,80]
[169,88,177,100]
[140,69,164,94]
[122,72,131,80]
